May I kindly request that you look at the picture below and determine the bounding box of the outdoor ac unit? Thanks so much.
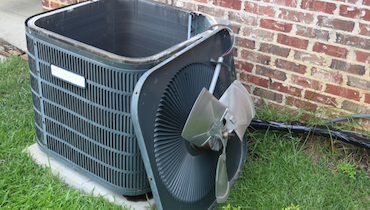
[26,0,254,209]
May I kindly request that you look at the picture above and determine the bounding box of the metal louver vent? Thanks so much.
[154,63,225,202]
[26,37,151,195]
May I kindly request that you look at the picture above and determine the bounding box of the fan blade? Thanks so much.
[215,153,229,203]
[181,88,227,147]
[219,80,255,140]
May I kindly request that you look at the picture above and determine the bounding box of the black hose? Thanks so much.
[249,119,370,149]
[324,114,370,124]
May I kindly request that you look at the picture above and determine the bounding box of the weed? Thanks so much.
[337,162,358,179]
[282,203,300,210]
[222,204,241,210]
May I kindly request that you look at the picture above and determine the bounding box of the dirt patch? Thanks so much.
[302,133,370,174]
[0,38,27,60]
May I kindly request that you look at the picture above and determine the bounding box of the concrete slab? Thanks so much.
[0,0,43,18]
[26,143,155,210]
[0,0,42,51]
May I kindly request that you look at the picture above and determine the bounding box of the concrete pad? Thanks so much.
[0,54,5,61]
[0,0,42,18]
[0,0,42,51]
[26,143,155,210]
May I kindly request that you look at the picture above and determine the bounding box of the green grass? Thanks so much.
[0,56,122,209]
[219,103,370,210]
[1,55,370,210]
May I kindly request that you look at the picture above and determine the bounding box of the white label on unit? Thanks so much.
[51,65,86,89]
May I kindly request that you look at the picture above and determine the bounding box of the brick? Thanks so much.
[198,5,224,17]
[232,47,238,57]
[311,67,343,84]
[182,2,196,10]
[359,23,370,37]
[256,65,287,81]
[254,88,283,103]
[243,27,275,41]
[240,72,269,88]
[286,96,318,111]
[42,0,50,7]
[259,19,293,32]
[296,25,329,41]
[336,33,370,50]
[317,16,355,32]
[365,0,370,6]
[194,0,208,3]
[290,74,323,89]
[325,84,360,101]
[213,0,242,10]
[340,5,370,21]
[304,90,337,106]
[365,93,370,104]
[246,28,274,42]
[259,43,290,57]
[228,11,257,25]
[241,50,271,65]
[301,0,336,14]
[275,59,306,74]
[313,42,348,59]
[236,37,255,49]
[261,0,298,7]
[354,50,370,64]
[65,0,79,3]
[277,34,308,50]
[347,76,370,90]
[330,59,365,75]
[342,101,370,113]
[241,82,253,93]
[244,2,275,17]
[50,1,61,8]
[230,23,241,35]
[234,59,254,72]
[294,51,325,66]
[271,81,302,96]
[332,0,357,3]
[279,8,314,24]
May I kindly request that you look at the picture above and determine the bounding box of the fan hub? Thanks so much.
[185,140,203,156]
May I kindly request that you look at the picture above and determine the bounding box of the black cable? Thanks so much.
[324,114,370,124]
[249,119,370,149]
[324,114,370,138]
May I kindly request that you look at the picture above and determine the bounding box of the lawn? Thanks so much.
[0,56,122,209]
[1,55,370,209]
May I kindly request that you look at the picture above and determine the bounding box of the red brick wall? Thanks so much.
[42,0,87,11]
[44,0,370,119]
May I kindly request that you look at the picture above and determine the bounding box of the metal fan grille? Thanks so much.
[27,36,149,195]
[154,63,225,203]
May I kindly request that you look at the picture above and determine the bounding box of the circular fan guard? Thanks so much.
[154,63,225,203]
